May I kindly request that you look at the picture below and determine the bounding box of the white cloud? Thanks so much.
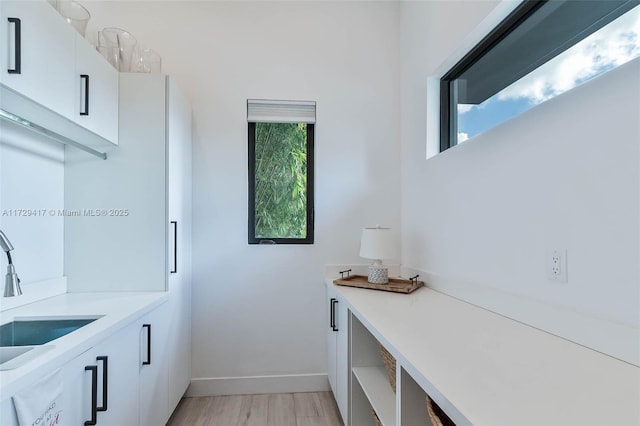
[457,132,469,143]
[497,7,640,105]
[458,104,475,114]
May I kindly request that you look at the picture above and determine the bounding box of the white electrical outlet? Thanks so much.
[548,249,568,282]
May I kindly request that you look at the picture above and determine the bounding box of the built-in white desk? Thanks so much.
[329,280,640,425]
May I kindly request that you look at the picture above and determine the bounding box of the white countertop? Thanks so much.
[0,292,168,400]
[329,280,640,425]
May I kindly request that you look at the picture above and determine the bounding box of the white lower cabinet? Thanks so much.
[94,324,140,426]
[0,302,168,426]
[329,284,452,426]
[62,325,141,426]
[65,303,169,426]
[139,302,170,426]
[0,348,98,426]
[61,348,99,426]
[327,285,349,423]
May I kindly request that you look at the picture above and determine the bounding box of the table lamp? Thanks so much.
[360,226,395,284]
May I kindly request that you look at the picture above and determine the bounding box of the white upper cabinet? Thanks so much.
[74,33,119,144]
[0,0,75,120]
[0,0,118,147]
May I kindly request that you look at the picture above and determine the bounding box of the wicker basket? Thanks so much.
[426,395,456,426]
[372,409,383,426]
[378,343,396,393]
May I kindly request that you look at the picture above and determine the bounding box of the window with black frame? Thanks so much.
[440,0,640,152]
[247,100,315,245]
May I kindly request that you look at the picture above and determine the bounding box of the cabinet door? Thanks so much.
[167,77,193,411]
[1,350,97,426]
[65,74,167,293]
[94,324,140,426]
[61,348,98,426]
[74,32,119,144]
[0,0,75,120]
[335,296,349,421]
[167,77,192,287]
[139,302,170,426]
[327,286,338,394]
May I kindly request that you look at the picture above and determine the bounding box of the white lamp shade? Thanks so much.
[359,227,395,260]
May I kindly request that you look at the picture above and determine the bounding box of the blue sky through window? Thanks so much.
[457,5,640,143]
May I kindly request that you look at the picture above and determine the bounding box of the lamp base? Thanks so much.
[368,264,389,284]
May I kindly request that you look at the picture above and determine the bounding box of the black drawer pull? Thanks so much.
[331,298,339,332]
[7,18,21,74]
[85,365,98,426]
[80,74,90,115]
[170,221,177,274]
[329,298,336,330]
[142,324,151,365]
[96,356,108,412]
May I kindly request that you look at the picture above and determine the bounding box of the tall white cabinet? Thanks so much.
[166,77,193,411]
[65,73,193,423]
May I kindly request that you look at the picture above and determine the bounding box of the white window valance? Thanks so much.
[247,99,316,124]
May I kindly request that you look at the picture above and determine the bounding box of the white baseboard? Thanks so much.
[186,373,330,397]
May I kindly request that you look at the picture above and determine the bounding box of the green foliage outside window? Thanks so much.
[254,122,308,239]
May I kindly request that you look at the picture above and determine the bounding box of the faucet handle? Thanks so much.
[3,264,22,297]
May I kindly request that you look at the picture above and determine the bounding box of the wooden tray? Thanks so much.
[333,275,424,294]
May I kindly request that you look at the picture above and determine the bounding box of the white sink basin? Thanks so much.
[0,345,54,371]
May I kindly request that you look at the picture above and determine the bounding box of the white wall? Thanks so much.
[0,121,65,285]
[400,1,639,365]
[83,1,401,392]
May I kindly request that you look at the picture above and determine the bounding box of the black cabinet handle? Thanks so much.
[85,365,98,426]
[332,299,339,331]
[142,324,151,365]
[7,18,20,74]
[80,74,90,116]
[96,356,108,412]
[170,221,177,274]
[329,298,336,330]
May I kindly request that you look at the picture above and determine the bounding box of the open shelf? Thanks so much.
[350,313,397,426]
[399,367,430,426]
[348,310,457,426]
[353,366,396,426]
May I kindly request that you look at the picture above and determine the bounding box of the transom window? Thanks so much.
[440,0,640,151]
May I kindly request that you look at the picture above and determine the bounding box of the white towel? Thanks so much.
[12,369,63,426]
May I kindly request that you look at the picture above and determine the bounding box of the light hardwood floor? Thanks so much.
[167,392,344,426]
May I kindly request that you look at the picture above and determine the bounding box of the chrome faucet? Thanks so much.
[0,230,21,297]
